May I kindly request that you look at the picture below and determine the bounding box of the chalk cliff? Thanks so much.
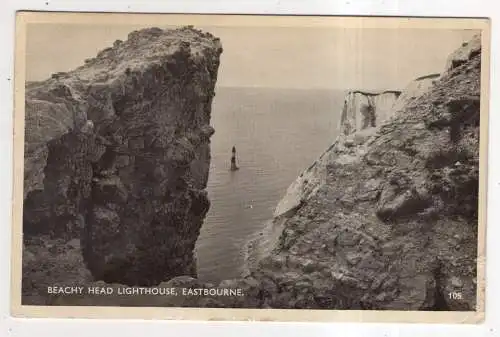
[339,90,401,136]
[22,26,223,296]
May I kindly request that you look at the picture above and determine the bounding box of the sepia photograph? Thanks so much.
[11,12,489,322]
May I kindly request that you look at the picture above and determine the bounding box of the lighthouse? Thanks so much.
[230,145,239,171]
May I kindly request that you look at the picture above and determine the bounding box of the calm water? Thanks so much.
[194,87,345,282]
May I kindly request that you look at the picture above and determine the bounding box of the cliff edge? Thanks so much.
[22,27,223,302]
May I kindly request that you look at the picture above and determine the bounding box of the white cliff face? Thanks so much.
[339,92,370,135]
[371,92,401,125]
[339,91,401,136]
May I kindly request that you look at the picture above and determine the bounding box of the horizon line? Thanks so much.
[215,85,404,92]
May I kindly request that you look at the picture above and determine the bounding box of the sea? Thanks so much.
[194,86,346,282]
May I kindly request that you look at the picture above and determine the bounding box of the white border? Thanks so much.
[1,0,499,336]
[9,13,491,324]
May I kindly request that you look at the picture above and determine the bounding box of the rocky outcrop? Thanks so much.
[444,34,481,72]
[22,27,223,289]
[339,90,401,136]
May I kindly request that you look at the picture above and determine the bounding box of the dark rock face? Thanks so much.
[23,27,223,287]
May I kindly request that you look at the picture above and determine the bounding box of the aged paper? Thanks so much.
[11,12,490,323]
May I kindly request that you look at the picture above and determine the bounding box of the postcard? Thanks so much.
[11,12,490,323]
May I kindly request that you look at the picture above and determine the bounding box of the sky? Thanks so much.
[25,23,477,91]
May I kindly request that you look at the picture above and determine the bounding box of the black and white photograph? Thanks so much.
[11,12,489,322]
